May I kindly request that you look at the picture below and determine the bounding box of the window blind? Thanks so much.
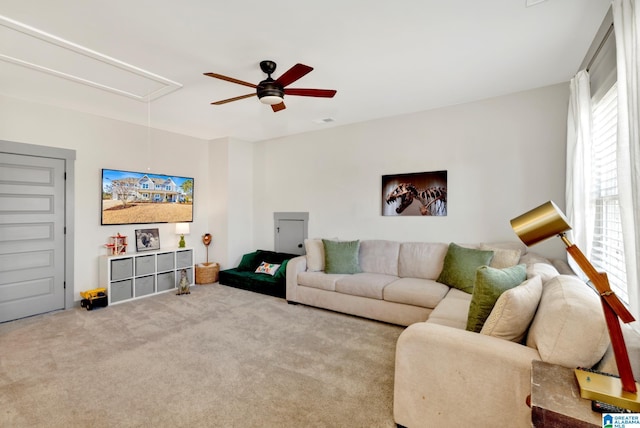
[590,82,628,303]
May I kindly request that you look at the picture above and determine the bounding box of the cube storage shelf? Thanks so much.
[99,247,194,305]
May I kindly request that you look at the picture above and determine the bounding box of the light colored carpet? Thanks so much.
[0,283,403,427]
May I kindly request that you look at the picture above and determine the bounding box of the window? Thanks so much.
[589,82,628,303]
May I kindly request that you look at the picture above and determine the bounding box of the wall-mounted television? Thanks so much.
[101,169,194,225]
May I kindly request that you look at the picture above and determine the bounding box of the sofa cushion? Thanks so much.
[383,277,450,309]
[304,239,325,272]
[323,239,362,274]
[398,242,449,279]
[359,240,400,276]
[219,268,284,298]
[519,251,552,266]
[436,243,495,293]
[237,251,261,271]
[255,250,299,265]
[466,264,527,332]
[426,289,473,329]
[480,275,543,343]
[273,259,289,281]
[297,271,344,291]
[526,262,559,283]
[335,273,397,299]
[526,275,610,368]
[479,243,522,269]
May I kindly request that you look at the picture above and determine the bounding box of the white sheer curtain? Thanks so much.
[612,0,640,319]
[565,70,593,276]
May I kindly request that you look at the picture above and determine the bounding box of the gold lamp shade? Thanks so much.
[510,201,571,246]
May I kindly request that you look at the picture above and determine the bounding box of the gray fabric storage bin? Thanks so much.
[157,271,174,292]
[176,250,193,269]
[135,255,155,276]
[135,275,154,297]
[111,258,133,281]
[111,279,133,302]
[157,252,174,272]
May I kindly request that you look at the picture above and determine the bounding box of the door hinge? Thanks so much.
[64,226,67,234]
[64,172,67,180]
[64,281,66,289]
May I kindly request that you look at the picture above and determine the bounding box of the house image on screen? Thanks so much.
[110,175,186,203]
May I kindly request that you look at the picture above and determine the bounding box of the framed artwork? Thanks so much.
[382,170,447,216]
[135,228,161,252]
[101,168,194,225]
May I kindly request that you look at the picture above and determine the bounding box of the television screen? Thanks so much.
[101,169,194,225]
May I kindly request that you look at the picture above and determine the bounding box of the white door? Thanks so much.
[0,153,66,322]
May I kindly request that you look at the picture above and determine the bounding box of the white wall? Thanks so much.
[207,137,254,269]
[252,83,571,259]
[0,81,572,303]
[0,94,211,298]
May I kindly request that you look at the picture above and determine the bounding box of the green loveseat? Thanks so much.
[219,249,299,298]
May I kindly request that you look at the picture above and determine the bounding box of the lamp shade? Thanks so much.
[175,222,190,235]
[510,201,571,246]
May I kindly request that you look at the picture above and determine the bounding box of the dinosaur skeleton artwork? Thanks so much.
[385,183,447,216]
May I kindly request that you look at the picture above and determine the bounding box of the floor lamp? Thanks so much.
[510,201,639,410]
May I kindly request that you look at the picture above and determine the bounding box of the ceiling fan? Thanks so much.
[204,60,337,112]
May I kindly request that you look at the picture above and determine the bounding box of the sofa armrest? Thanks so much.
[394,322,541,428]
[286,255,307,301]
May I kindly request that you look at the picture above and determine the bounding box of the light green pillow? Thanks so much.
[322,239,361,274]
[436,243,494,293]
[466,264,527,333]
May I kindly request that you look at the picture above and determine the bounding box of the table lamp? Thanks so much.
[175,223,190,248]
[510,201,639,410]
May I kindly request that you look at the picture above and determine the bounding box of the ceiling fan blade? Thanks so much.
[203,72,257,89]
[276,64,313,87]
[271,102,286,112]
[211,93,256,105]
[284,88,337,98]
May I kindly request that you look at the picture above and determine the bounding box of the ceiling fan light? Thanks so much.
[259,95,283,105]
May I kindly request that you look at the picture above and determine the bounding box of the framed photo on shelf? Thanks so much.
[135,228,160,252]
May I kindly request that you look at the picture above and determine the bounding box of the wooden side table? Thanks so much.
[195,262,219,284]
[531,360,602,427]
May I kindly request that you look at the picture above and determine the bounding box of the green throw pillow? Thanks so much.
[237,251,260,271]
[322,239,361,274]
[436,243,494,293]
[466,264,527,333]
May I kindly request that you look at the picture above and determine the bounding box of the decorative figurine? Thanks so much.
[202,233,212,265]
[177,269,190,295]
[105,234,128,255]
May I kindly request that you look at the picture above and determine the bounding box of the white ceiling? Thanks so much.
[0,0,610,142]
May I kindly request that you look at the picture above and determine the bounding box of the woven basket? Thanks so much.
[195,263,219,284]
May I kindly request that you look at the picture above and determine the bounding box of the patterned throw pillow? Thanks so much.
[255,261,281,276]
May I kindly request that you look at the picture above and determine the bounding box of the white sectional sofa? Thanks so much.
[286,238,537,326]
[285,238,640,427]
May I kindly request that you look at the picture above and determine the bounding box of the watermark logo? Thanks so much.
[604,413,640,428]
